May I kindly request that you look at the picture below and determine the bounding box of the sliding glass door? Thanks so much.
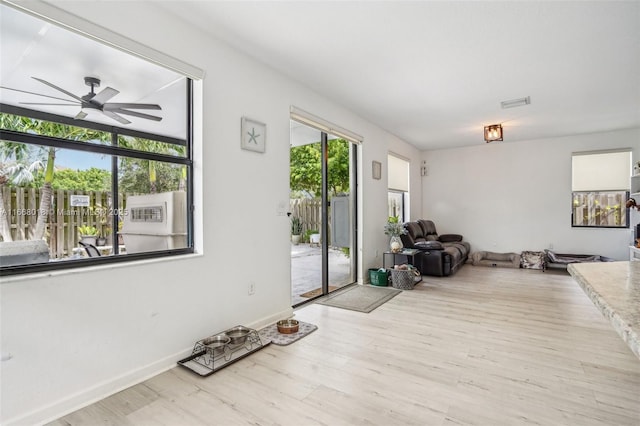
[290,120,357,306]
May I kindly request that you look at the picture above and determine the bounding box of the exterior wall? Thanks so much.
[422,128,640,260]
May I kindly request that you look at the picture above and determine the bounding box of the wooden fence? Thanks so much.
[2,191,333,258]
[289,198,323,236]
[289,197,342,247]
[1,187,124,258]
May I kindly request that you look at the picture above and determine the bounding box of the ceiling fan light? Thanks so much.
[484,124,503,143]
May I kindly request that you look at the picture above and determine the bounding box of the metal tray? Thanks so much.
[177,326,269,376]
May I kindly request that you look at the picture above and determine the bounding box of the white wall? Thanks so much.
[0,2,419,424]
[422,128,640,260]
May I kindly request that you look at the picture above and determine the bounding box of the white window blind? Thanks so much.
[572,150,631,191]
[388,154,409,192]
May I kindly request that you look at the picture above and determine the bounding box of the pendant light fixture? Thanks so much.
[484,124,503,142]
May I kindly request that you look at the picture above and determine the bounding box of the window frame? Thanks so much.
[571,190,630,228]
[571,149,631,229]
[0,80,194,276]
[388,190,406,223]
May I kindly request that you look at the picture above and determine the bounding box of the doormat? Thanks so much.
[300,286,338,298]
[316,284,401,313]
[259,321,318,346]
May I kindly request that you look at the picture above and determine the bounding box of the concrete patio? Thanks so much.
[291,243,353,305]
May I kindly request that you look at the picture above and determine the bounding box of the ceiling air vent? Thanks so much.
[501,96,530,109]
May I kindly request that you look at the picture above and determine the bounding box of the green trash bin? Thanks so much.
[368,268,389,286]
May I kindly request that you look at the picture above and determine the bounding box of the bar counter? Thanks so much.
[568,261,640,360]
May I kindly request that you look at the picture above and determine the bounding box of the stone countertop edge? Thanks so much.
[568,261,640,361]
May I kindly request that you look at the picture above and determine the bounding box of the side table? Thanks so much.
[383,248,420,269]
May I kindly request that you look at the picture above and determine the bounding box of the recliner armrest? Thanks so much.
[415,241,444,250]
[439,234,463,243]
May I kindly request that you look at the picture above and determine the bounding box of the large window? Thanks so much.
[0,100,193,274]
[571,150,631,228]
[0,3,195,274]
[388,154,409,222]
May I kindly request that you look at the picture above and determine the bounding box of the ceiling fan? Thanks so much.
[6,76,162,125]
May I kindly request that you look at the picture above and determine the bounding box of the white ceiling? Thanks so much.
[0,4,187,139]
[1,2,638,150]
[158,0,640,150]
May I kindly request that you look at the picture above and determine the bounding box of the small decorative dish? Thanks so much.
[277,319,299,334]
[226,326,252,344]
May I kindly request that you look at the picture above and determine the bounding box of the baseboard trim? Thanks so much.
[245,307,295,331]
[5,307,294,426]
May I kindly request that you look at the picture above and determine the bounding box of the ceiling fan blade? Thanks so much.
[75,111,88,120]
[1,86,80,103]
[91,87,119,105]
[102,110,131,125]
[20,102,80,106]
[31,77,84,103]
[109,108,162,122]
[103,103,161,110]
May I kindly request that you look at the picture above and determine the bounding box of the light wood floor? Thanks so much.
[49,266,640,425]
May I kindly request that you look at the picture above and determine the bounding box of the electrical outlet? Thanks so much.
[248,281,255,295]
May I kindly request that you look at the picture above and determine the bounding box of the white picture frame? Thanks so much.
[241,117,266,153]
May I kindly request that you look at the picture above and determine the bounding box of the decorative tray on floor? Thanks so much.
[177,325,269,376]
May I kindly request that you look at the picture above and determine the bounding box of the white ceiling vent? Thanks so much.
[501,96,531,109]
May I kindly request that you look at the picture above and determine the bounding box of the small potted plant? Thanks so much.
[96,230,108,246]
[291,216,303,245]
[384,216,407,253]
[305,229,321,246]
[77,225,99,246]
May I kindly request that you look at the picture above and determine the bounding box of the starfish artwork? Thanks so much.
[241,117,265,152]
[247,127,260,144]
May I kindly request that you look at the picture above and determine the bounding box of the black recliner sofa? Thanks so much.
[400,219,470,276]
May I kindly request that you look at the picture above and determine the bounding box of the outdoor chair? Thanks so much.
[79,241,101,257]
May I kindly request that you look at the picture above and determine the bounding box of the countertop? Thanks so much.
[568,261,640,360]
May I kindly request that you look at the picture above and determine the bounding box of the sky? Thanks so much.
[56,149,111,171]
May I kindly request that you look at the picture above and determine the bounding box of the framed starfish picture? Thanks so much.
[241,117,266,153]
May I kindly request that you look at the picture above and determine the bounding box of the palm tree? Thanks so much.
[118,136,185,194]
[0,140,36,241]
[32,147,55,240]
[0,173,12,242]
[0,113,109,241]
[149,160,157,194]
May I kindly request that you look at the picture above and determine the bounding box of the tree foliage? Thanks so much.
[118,136,186,194]
[118,158,182,194]
[290,138,351,197]
[31,167,111,191]
[290,143,321,197]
